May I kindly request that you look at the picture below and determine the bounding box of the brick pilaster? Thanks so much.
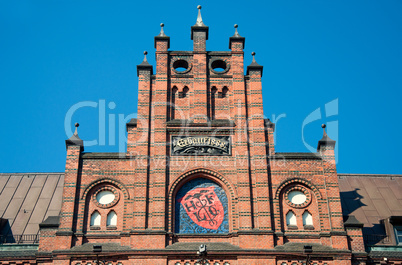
[57,132,83,249]
[132,54,153,232]
[147,31,169,232]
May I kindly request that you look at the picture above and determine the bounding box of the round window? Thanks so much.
[210,59,230,74]
[96,190,115,205]
[172,59,192,74]
[288,190,306,205]
[285,186,311,208]
[93,186,120,208]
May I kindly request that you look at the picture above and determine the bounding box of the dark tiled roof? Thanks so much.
[0,173,64,239]
[165,242,346,253]
[0,249,38,257]
[369,251,402,258]
[0,245,38,257]
[274,242,348,253]
[338,173,402,235]
[59,243,132,253]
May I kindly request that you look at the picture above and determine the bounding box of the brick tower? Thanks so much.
[37,6,362,265]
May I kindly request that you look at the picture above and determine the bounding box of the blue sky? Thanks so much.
[0,0,401,174]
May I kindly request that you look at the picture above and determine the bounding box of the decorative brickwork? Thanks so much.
[1,6,373,265]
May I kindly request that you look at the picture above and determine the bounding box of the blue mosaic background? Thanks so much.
[175,178,229,234]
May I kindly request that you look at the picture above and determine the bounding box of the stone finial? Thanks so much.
[74,123,79,134]
[138,51,151,66]
[234,24,240,37]
[154,22,170,49]
[137,50,153,76]
[250,52,261,66]
[195,5,205,26]
[229,24,245,49]
[143,51,148,63]
[158,23,166,37]
[66,122,84,150]
[321,124,328,136]
[317,123,336,150]
[246,51,263,76]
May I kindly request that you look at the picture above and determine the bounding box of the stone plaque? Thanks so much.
[171,136,231,156]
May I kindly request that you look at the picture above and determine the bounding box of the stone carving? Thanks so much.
[171,136,231,156]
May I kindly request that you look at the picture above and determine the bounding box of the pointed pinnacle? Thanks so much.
[320,123,334,141]
[247,51,263,75]
[143,51,148,62]
[317,123,335,150]
[74,123,79,135]
[234,24,240,37]
[66,121,83,149]
[158,23,166,37]
[322,124,328,137]
[195,5,205,26]
[139,51,151,66]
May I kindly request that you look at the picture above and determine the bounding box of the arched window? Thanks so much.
[178,86,189,98]
[107,211,117,226]
[286,211,297,226]
[302,211,313,226]
[90,211,101,226]
[218,86,228,98]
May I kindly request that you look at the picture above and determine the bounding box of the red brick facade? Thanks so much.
[1,6,373,265]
